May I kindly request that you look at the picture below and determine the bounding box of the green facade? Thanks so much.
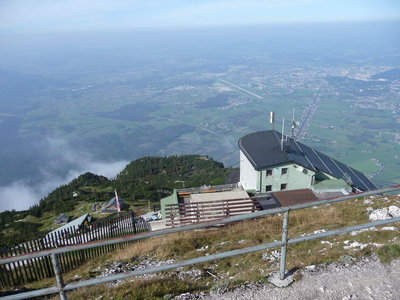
[253,163,351,193]
[257,163,315,193]
[160,190,179,219]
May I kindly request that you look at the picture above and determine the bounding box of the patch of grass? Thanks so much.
[50,278,206,300]
[377,244,400,264]
[293,272,302,281]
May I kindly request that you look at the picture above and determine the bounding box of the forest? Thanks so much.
[0,155,236,247]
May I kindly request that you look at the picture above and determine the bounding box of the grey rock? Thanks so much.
[71,274,82,282]
[339,255,355,265]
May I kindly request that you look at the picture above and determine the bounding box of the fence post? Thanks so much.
[279,210,289,280]
[131,211,137,234]
[171,211,175,228]
[196,203,200,223]
[50,253,68,300]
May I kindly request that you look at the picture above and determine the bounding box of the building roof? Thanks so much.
[251,193,282,210]
[272,189,320,207]
[253,189,349,210]
[54,213,69,223]
[238,130,377,191]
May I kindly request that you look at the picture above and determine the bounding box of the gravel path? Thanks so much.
[176,256,400,300]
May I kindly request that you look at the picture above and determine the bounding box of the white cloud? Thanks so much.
[0,136,128,212]
[0,181,39,211]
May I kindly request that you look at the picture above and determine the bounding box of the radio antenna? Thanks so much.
[291,108,300,140]
[281,117,285,150]
[270,111,275,130]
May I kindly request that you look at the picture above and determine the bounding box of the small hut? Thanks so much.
[54,213,69,225]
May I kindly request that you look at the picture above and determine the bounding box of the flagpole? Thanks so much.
[115,189,121,216]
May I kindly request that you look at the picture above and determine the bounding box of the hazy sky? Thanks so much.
[1,0,399,33]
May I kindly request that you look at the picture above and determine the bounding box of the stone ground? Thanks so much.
[174,256,400,300]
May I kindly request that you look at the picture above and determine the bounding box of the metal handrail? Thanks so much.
[1,186,399,300]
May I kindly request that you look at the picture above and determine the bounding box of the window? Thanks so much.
[266,185,272,192]
[281,168,288,175]
[280,183,287,190]
[266,169,273,176]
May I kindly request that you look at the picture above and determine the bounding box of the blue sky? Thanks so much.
[1,0,399,33]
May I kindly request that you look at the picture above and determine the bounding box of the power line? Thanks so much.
[215,149,239,162]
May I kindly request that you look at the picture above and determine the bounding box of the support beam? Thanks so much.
[280,211,290,280]
[50,254,68,300]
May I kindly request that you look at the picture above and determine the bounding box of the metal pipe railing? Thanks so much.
[1,186,399,300]
[3,216,400,300]
[1,186,397,266]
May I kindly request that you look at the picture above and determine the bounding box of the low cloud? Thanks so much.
[0,182,40,211]
[0,137,128,212]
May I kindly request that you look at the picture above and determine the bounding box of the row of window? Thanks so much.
[266,167,288,176]
[266,183,287,192]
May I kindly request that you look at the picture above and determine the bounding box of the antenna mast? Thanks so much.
[291,108,296,139]
[270,111,275,130]
[281,117,285,150]
[290,108,300,140]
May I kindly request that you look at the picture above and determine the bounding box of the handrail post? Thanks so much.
[279,210,289,280]
[50,253,68,300]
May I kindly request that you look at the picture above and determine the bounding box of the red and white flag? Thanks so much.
[115,189,121,213]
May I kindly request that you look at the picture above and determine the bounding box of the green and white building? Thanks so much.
[238,130,377,194]
[160,130,377,221]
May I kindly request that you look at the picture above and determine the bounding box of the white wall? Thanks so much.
[239,150,258,191]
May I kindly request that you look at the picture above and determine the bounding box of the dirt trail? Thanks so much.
[176,256,400,300]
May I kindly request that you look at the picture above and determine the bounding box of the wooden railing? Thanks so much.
[0,212,150,287]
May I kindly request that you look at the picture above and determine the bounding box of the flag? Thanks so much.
[115,189,121,213]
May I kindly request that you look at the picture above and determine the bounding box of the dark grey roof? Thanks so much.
[55,214,69,222]
[238,130,377,191]
[105,197,125,208]
[252,193,282,210]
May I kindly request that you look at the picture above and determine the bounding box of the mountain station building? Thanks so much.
[239,130,376,194]
[160,130,376,225]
